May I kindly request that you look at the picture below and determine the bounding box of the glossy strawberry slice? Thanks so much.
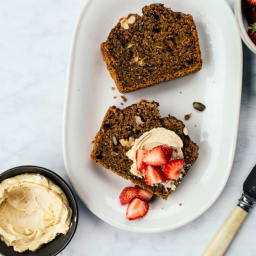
[246,0,256,6]
[143,146,169,166]
[119,187,138,205]
[159,146,173,162]
[145,165,166,185]
[135,186,153,201]
[126,198,149,220]
[164,159,185,180]
[136,149,147,172]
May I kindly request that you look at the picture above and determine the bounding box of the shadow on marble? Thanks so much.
[242,43,255,103]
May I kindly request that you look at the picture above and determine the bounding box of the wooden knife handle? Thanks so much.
[203,206,248,256]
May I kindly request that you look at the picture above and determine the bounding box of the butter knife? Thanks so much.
[203,164,256,256]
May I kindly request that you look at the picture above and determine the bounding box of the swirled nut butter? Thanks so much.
[0,174,72,252]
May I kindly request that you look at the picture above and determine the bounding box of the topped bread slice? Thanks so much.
[91,100,199,199]
[101,4,202,93]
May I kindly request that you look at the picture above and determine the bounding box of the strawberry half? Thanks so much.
[145,165,166,185]
[164,159,185,180]
[246,0,256,6]
[143,146,169,166]
[136,149,147,172]
[135,186,153,201]
[126,198,149,220]
[119,187,138,205]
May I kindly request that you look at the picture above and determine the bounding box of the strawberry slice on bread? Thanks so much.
[164,159,185,180]
[145,165,166,185]
[159,146,173,161]
[136,149,146,172]
[143,146,170,166]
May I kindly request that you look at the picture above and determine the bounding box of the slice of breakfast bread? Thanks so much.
[91,100,199,199]
[101,4,202,93]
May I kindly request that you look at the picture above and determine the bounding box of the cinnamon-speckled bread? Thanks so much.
[101,4,202,93]
[91,100,199,199]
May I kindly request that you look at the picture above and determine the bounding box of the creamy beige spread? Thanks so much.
[0,174,72,253]
[127,127,184,190]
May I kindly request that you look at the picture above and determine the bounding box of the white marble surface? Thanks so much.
[0,0,255,255]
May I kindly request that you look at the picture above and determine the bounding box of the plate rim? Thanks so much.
[63,0,243,233]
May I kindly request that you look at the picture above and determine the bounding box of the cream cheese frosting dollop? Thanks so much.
[0,174,72,253]
[126,127,184,188]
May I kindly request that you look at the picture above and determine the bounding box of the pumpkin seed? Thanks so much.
[193,102,206,112]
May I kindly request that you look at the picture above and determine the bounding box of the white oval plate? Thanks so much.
[63,0,242,232]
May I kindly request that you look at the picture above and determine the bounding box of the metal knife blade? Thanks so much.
[238,165,256,212]
[243,164,256,199]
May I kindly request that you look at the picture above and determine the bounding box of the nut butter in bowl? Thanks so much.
[0,165,78,256]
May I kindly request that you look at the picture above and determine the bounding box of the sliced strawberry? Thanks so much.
[159,146,173,162]
[144,165,166,185]
[143,146,168,166]
[136,149,147,172]
[252,10,256,22]
[126,198,149,220]
[119,187,138,205]
[246,0,256,6]
[136,187,153,202]
[164,159,185,180]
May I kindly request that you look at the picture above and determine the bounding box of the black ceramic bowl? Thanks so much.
[0,165,78,256]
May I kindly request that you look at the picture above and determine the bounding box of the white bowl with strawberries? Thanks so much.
[235,0,256,53]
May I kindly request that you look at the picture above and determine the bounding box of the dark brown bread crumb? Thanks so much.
[184,113,192,120]
[121,102,124,105]
[121,96,127,102]
[91,100,199,199]
[101,4,202,93]
[113,96,117,99]
[179,202,182,206]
